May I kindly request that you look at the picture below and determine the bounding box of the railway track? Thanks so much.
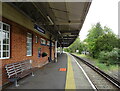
[71,54,120,90]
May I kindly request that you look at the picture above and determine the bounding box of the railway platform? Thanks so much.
[3,53,119,90]
[3,53,94,90]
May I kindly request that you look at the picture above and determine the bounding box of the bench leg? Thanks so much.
[31,72,34,76]
[15,80,19,87]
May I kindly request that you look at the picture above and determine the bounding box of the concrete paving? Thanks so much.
[68,54,93,89]
[3,53,95,90]
[5,53,67,89]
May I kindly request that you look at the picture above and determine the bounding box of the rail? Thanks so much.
[71,54,120,89]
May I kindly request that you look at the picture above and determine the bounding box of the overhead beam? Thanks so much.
[54,22,81,25]
[59,38,75,40]
[62,36,77,38]
[71,32,79,35]
[60,38,75,40]
[49,7,69,13]
[60,30,79,33]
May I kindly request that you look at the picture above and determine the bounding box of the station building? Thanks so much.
[0,3,56,86]
[0,2,91,87]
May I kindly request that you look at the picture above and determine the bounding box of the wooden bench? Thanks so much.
[5,60,38,87]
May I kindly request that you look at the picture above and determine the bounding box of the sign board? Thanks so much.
[34,24,45,34]
[76,50,79,53]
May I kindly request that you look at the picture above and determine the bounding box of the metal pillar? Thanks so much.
[49,37,52,62]
[60,45,62,54]
[15,80,19,87]
[55,41,57,62]
[62,47,64,53]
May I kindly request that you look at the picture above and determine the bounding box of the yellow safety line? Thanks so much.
[65,54,76,89]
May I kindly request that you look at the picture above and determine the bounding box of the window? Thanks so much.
[41,38,46,45]
[0,22,10,59]
[27,33,32,56]
[47,41,50,46]
[52,42,54,46]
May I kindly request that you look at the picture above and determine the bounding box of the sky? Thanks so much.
[79,0,119,41]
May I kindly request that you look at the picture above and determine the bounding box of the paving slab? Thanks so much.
[4,53,67,89]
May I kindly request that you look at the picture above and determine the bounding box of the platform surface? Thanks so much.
[4,53,93,90]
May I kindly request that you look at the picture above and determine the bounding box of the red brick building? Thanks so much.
[0,3,56,86]
[0,1,91,88]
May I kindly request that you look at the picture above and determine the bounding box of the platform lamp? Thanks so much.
[47,15,54,25]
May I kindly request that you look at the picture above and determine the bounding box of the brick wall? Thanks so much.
[1,18,55,86]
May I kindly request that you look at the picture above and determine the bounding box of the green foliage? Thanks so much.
[64,37,84,53]
[99,51,110,64]
[75,53,118,72]
[42,52,47,57]
[99,48,120,65]
[94,33,118,58]
[85,22,119,58]
[109,48,120,64]
[64,22,119,66]
[85,22,104,57]
[64,48,70,52]
[117,38,120,48]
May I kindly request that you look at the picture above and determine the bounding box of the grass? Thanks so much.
[72,53,118,72]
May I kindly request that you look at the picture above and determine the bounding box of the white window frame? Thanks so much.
[26,33,32,56]
[47,41,50,46]
[0,21,10,59]
[52,42,54,46]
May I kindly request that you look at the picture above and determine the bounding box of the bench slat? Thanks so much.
[16,70,22,74]
[9,73,17,78]
[6,65,14,69]
[5,60,37,85]
[15,66,22,69]
[7,70,16,74]
[7,68,15,71]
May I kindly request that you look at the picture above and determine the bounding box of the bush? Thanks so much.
[108,48,119,64]
[99,48,120,65]
[42,52,47,57]
[99,51,109,64]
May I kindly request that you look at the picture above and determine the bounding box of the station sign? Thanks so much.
[34,24,45,34]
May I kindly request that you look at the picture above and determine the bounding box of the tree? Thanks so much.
[64,37,84,53]
[85,22,104,57]
[85,22,119,59]
[117,38,120,49]
[94,33,118,58]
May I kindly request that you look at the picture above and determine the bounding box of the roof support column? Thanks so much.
[60,45,63,54]
[49,36,52,62]
[54,40,57,63]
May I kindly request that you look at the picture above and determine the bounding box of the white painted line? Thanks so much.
[68,54,97,90]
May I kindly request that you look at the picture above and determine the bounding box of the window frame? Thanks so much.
[52,42,54,46]
[47,41,50,46]
[0,21,10,59]
[26,33,32,56]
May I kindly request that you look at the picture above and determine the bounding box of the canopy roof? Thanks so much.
[9,2,91,47]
